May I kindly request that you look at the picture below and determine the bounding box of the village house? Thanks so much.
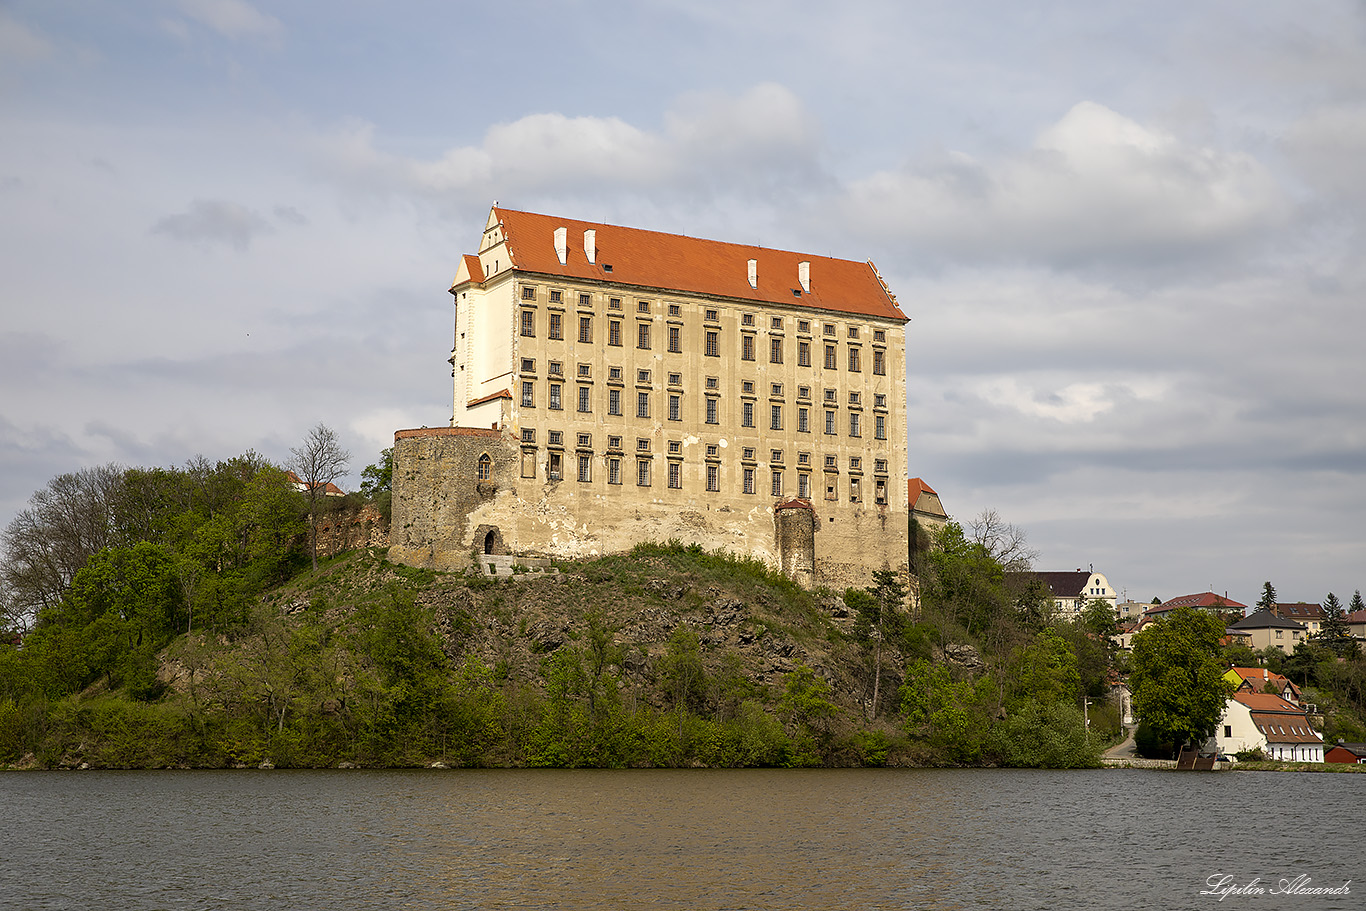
[1224,667,1302,705]
[1229,609,1308,654]
[1210,692,1324,762]
[1006,569,1117,621]
[389,207,911,588]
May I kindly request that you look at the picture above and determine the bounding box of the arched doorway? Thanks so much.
[483,529,497,555]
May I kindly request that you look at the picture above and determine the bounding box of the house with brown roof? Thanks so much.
[1325,742,1366,764]
[1272,602,1326,635]
[1156,591,1247,617]
[390,207,910,588]
[908,478,947,533]
[1211,692,1324,762]
[285,471,345,497]
[1224,667,1301,705]
[1006,569,1116,620]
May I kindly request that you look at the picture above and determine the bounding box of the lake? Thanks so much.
[1,768,1360,910]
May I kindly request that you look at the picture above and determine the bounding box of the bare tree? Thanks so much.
[968,508,1037,572]
[289,423,350,571]
[1,464,124,627]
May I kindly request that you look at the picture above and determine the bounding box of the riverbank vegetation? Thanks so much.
[2,454,1128,770]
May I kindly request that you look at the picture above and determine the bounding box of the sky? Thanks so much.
[2,0,1364,609]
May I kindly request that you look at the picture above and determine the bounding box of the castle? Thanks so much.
[388,207,910,588]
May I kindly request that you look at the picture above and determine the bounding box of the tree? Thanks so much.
[1315,593,1355,657]
[1130,606,1235,753]
[967,508,1037,572]
[1256,581,1277,614]
[289,423,351,571]
[359,448,393,497]
[864,569,907,719]
[1351,590,1364,614]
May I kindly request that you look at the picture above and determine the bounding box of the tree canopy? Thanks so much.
[1130,606,1235,751]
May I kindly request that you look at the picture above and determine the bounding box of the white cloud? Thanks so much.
[843,101,1286,265]
[976,376,1169,424]
[0,12,53,64]
[1283,103,1366,206]
[319,83,821,209]
[175,0,283,44]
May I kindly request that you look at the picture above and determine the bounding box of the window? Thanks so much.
[520,428,536,443]
[707,464,720,492]
[668,461,682,489]
[668,440,682,454]
[850,477,861,502]
[770,337,783,364]
[477,453,491,480]
[770,404,783,431]
[824,345,837,370]
[742,380,755,394]
[824,389,837,404]
[520,285,537,301]
[609,297,622,310]
[1224,725,1232,738]
[797,385,810,400]
[637,300,651,314]
[608,388,622,416]
[637,323,651,349]
[850,457,861,471]
[548,312,563,340]
[577,453,591,482]
[637,459,651,487]
[520,309,535,337]
[875,414,886,440]
[636,438,651,452]
[874,329,885,343]
[742,334,755,361]
[608,458,621,485]
[707,444,719,457]
[579,293,592,307]
[608,435,622,450]
[668,303,681,317]
[825,410,836,434]
[705,308,720,321]
[875,479,886,504]
[608,366,623,381]
[874,393,887,409]
[848,326,859,339]
[824,454,837,470]
[743,467,755,494]
[849,392,861,406]
[873,349,886,375]
[520,358,536,374]
[798,319,810,334]
[771,384,784,399]
[705,376,719,390]
[637,391,649,418]
[742,313,755,327]
[549,384,562,410]
[521,382,535,407]
[668,325,681,352]
[850,413,861,437]
[742,447,756,460]
[771,316,783,330]
[669,394,681,421]
[668,372,682,386]
[798,474,810,499]
[706,397,719,424]
[577,386,591,413]
[797,452,810,466]
[874,458,887,473]
[798,341,810,367]
[549,290,562,304]
[742,401,754,428]
[771,450,783,463]
[577,433,592,448]
[849,347,861,372]
[771,471,783,497]
[548,430,563,447]
[638,369,651,384]
[579,316,592,343]
[548,452,562,481]
[548,361,563,376]
[824,324,836,337]
[825,479,837,501]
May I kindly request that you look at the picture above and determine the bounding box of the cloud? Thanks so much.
[174,0,283,43]
[320,83,823,209]
[843,101,1286,268]
[150,199,274,251]
[1283,103,1366,207]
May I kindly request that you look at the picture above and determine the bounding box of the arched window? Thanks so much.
[477,453,491,480]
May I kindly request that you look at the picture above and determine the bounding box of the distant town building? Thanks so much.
[1007,569,1116,620]
[1228,609,1308,654]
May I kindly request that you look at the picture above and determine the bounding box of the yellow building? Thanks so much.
[390,207,910,588]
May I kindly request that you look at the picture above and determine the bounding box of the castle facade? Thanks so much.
[389,207,909,588]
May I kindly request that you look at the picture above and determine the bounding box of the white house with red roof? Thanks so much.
[1210,692,1323,762]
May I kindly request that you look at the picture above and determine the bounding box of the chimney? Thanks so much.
[798,261,810,293]
[747,258,757,289]
[554,227,568,265]
[583,229,596,264]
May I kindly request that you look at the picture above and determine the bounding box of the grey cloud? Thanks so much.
[151,199,273,251]
[174,0,283,44]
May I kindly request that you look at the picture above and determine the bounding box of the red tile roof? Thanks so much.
[1162,591,1248,610]
[474,208,907,322]
[466,388,512,408]
[1275,602,1326,621]
[1229,668,1298,699]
